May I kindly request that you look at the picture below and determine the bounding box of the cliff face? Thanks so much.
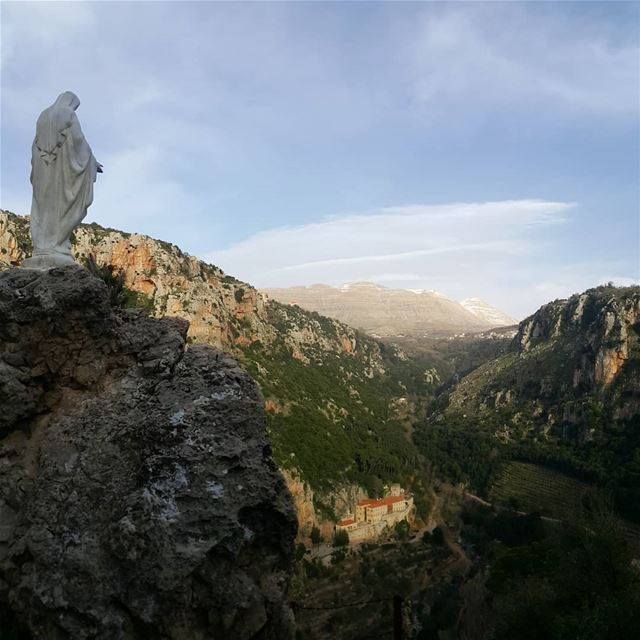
[75,223,268,351]
[0,265,296,640]
[280,470,367,542]
[444,286,640,440]
[515,290,640,387]
[0,211,30,265]
[0,211,345,358]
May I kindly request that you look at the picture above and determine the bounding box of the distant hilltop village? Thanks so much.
[336,484,414,543]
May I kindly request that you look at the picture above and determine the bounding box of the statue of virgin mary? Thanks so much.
[23,91,102,269]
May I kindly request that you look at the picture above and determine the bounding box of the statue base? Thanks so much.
[22,251,77,271]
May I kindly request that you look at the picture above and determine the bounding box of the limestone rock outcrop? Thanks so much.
[0,212,383,372]
[0,213,29,265]
[0,266,296,639]
[444,285,640,441]
[514,287,640,387]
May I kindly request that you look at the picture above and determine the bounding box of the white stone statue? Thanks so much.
[23,91,102,269]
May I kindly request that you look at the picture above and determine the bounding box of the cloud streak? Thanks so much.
[211,200,582,317]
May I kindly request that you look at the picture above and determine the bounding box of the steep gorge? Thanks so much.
[0,211,432,536]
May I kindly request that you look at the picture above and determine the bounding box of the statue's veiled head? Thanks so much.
[55,91,80,111]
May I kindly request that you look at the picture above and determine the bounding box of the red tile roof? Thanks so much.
[357,495,406,509]
[337,518,355,526]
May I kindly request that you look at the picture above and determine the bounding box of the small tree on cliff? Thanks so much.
[333,529,349,547]
[395,520,410,542]
[83,255,154,313]
[310,526,322,545]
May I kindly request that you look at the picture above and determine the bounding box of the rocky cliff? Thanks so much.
[514,288,640,389]
[0,210,273,352]
[449,287,640,430]
[443,285,640,440]
[0,265,297,639]
[415,284,640,523]
[262,282,513,336]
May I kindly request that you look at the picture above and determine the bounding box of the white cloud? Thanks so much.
[407,5,639,119]
[86,145,203,231]
[210,200,582,317]
[1,1,95,68]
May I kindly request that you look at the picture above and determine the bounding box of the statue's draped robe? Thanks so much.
[30,93,98,259]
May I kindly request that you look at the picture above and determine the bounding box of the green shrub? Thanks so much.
[333,529,349,547]
[310,526,322,545]
[83,256,154,313]
[488,499,640,640]
[432,527,445,545]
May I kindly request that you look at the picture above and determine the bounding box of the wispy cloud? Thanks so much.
[266,242,516,274]
[211,200,581,317]
[407,4,639,120]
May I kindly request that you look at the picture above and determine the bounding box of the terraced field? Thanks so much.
[490,461,640,552]
[490,461,592,518]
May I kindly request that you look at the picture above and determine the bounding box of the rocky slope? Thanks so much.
[261,282,513,336]
[0,211,431,536]
[0,265,297,639]
[1,209,272,352]
[445,285,640,434]
[460,297,517,328]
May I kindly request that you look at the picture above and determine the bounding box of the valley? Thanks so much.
[2,209,639,639]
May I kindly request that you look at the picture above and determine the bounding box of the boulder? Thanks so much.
[0,265,296,639]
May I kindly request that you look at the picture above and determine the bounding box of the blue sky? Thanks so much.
[1,1,638,318]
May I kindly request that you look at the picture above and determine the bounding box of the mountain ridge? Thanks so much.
[460,296,517,327]
[262,281,515,337]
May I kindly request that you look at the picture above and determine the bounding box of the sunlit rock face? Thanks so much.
[0,211,370,362]
[445,285,640,442]
[0,266,296,640]
[515,289,640,387]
